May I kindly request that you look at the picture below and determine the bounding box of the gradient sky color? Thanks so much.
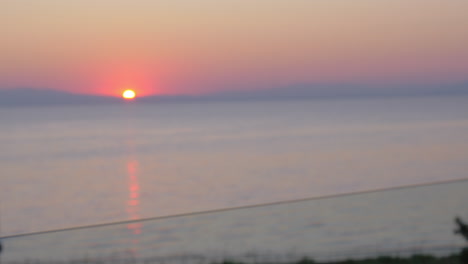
[2,0,468,96]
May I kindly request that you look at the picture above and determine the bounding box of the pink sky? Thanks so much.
[1,0,468,96]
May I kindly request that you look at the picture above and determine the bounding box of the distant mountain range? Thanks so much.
[1,83,467,107]
[0,88,121,107]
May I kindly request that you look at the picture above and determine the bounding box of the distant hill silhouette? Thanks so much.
[203,82,468,100]
[139,82,468,104]
[0,89,121,107]
[1,82,467,107]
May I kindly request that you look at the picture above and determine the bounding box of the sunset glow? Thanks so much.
[1,1,468,96]
[122,89,136,99]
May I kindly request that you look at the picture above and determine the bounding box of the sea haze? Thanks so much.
[0,95,468,236]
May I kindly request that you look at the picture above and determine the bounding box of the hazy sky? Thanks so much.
[2,0,468,96]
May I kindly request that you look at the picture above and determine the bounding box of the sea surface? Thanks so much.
[1,95,468,246]
[2,179,468,263]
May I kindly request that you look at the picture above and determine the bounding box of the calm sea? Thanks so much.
[1,95,468,242]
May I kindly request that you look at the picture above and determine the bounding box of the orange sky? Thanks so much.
[1,0,468,96]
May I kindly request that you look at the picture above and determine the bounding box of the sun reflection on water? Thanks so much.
[125,152,143,257]
[126,159,142,234]
[125,115,143,256]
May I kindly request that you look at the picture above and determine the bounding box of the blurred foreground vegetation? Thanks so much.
[218,254,461,264]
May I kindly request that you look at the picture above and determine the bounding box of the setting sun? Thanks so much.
[122,89,136,99]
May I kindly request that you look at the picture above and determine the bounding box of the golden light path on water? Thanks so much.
[125,106,142,257]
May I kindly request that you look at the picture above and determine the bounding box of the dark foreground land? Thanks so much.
[290,254,461,264]
[217,254,462,264]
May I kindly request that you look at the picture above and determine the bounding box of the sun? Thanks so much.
[122,89,136,99]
